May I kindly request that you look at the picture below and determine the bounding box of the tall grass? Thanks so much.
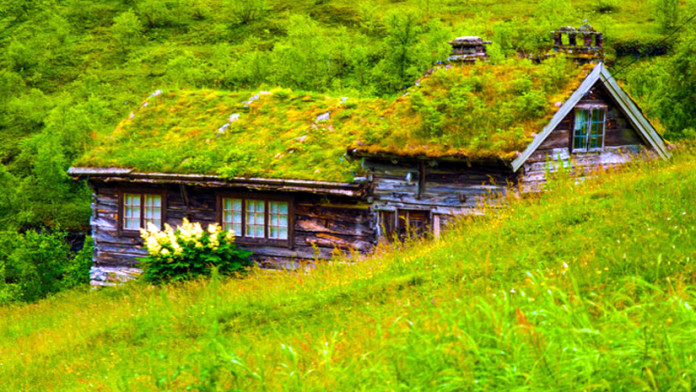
[2,148,696,390]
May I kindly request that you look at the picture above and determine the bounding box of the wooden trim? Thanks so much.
[67,168,365,197]
[418,161,426,200]
[216,191,294,248]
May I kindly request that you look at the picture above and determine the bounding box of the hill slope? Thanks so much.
[1,148,695,390]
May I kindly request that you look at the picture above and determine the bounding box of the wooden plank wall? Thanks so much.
[364,158,513,216]
[89,181,375,269]
[519,82,649,191]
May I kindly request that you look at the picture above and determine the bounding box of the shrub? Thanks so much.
[0,230,93,304]
[140,219,252,283]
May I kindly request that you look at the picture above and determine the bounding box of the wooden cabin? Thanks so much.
[70,51,669,284]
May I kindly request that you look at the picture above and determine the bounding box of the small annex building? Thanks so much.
[70,35,670,283]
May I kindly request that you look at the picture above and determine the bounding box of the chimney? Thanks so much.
[447,36,492,63]
[551,24,604,64]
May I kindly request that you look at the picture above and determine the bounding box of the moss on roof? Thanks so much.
[77,57,592,182]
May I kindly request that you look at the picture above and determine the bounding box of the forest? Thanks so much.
[0,0,695,302]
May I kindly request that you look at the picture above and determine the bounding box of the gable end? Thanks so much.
[511,63,669,172]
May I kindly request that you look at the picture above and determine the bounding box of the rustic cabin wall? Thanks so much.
[363,158,513,239]
[519,82,649,191]
[89,181,375,270]
[364,159,511,213]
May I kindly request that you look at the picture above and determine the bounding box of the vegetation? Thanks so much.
[140,219,252,283]
[0,231,92,304]
[78,58,588,181]
[1,147,696,390]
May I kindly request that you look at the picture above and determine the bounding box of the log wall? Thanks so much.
[362,158,514,237]
[89,181,374,269]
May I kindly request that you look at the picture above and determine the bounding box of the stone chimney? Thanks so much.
[447,36,492,63]
[551,24,604,64]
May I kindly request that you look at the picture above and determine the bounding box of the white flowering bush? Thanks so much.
[140,218,252,282]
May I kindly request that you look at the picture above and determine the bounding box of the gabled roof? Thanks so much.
[74,59,662,183]
[511,63,670,172]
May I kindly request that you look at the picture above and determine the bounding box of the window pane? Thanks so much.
[573,109,589,151]
[589,109,605,150]
[144,194,162,228]
[246,200,265,238]
[124,194,141,230]
[592,108,604,122]
[268,201,289,240]
[222,198,243,234]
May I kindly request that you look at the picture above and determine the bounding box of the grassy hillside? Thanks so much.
[1,147,695,390]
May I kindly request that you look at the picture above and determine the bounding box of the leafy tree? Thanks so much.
[0,230,92,303]
[112,9,143,51]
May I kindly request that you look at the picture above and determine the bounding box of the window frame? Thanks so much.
[378,208,432,241]
[572,104,607,153]
[216,192,294,248]
[117,189,167,237]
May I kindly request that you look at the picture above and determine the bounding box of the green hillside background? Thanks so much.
[1,0,696,388]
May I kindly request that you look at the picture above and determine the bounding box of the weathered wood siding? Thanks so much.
[519,82,649,190]
[89,181,374,269]
[362,158,514,237]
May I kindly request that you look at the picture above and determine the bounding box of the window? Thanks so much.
[573,107,606,152]
[379,209,431,241]
[121,192,164,231]
[220,196,291,244]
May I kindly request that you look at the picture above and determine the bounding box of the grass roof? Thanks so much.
[77,57,592,182]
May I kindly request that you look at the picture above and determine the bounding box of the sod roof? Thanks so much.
[76,57,593,182]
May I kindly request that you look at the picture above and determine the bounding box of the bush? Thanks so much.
[0,230,93,304]
[140,219,252,283]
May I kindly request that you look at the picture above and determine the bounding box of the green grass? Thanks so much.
[77,58,590,180]
[3,146,696,390]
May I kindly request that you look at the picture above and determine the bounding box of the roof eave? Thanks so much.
[68,167,365,198]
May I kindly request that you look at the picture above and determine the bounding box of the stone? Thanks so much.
[90,266,142,286]
[150,89,163,97]
[229,113,240,122]
[316,111,331,122]
[217,123,230,135]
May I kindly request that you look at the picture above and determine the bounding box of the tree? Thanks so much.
[112,9,143,52]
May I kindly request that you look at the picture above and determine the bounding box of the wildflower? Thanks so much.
[210,232,220,250]
[207,223,221,235]
[146,236,161,254]
[171,241,183,255]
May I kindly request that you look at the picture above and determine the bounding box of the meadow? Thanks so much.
[1,146,695,391]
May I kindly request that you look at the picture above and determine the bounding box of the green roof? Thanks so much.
[77,57,591,182]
